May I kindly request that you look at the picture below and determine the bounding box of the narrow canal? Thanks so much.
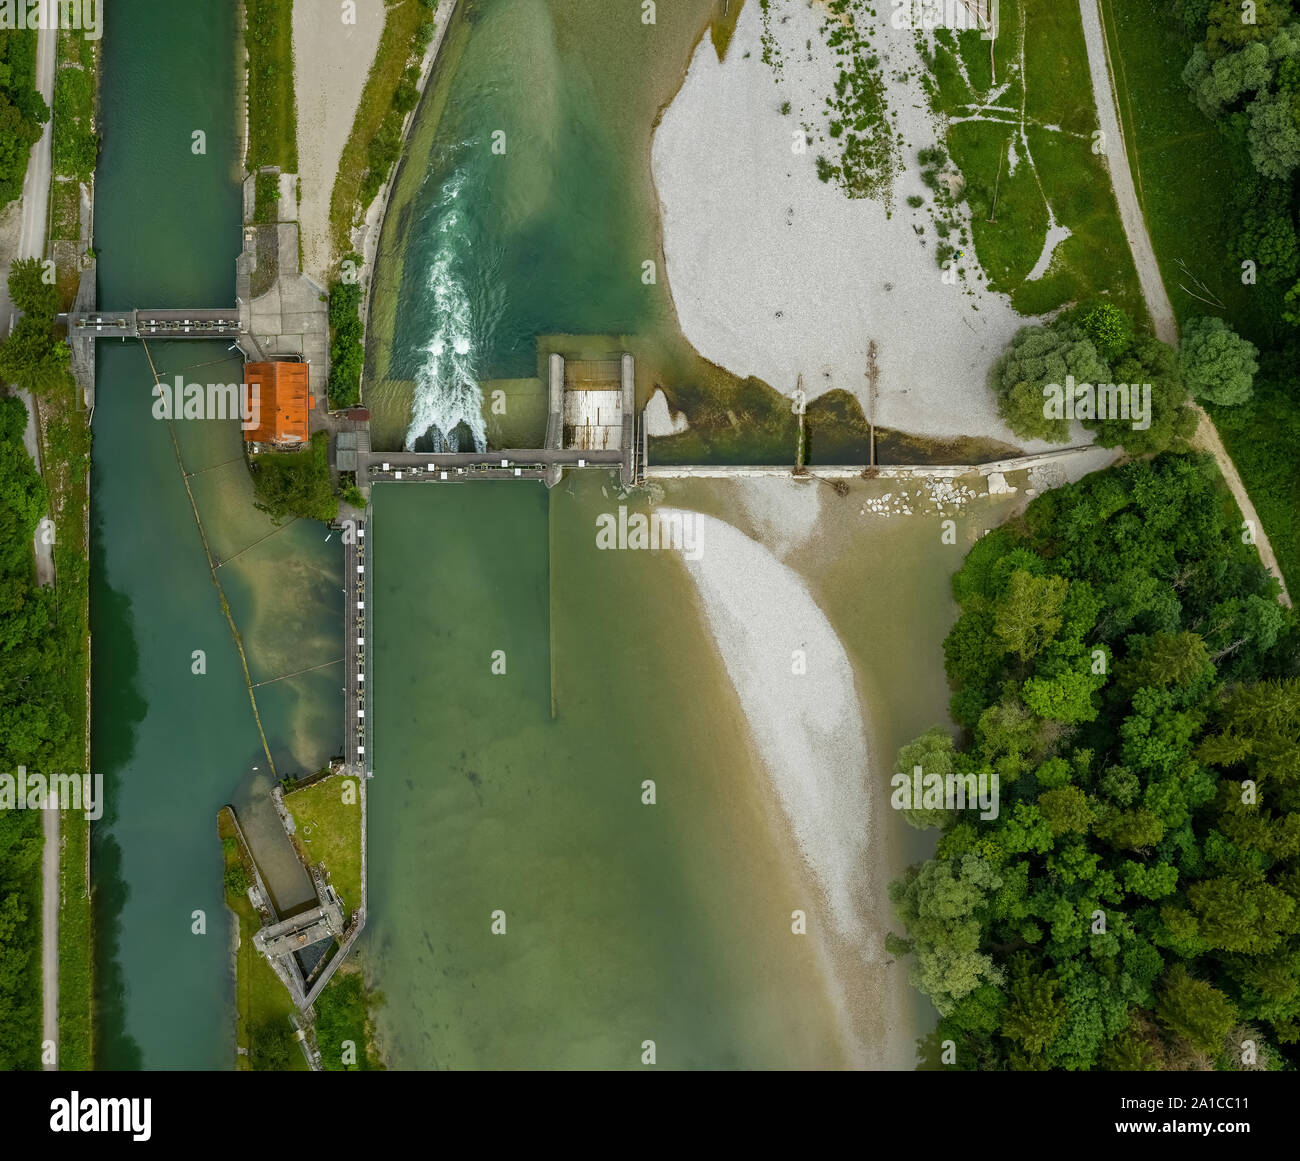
[91,0,340,1068]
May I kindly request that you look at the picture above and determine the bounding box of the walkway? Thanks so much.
[1080,0,1290,606]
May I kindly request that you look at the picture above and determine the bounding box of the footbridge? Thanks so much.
[62,307,242,339]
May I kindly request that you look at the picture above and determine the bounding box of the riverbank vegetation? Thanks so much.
[916,1,1143,317]
[38,367,92,1074]
[51,60,96,181]
[1098,0,1300,591]
[890,454,1300,1070]
[328,0,439,263]
[248,430,338,523]
[327,270,364,408]
[314,970,383,1070]
[244,0,298,173]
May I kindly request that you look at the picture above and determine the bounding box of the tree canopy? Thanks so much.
[892,455,1300,1070]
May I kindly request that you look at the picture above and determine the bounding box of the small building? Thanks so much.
[243,360,311,451]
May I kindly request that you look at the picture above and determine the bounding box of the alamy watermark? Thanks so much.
[890,0,999,37]
[595,506,704,560]
[1043,375,1153,431]
[151,376,261,430]
[890,764,1000,820]
[1,768,103,820]
[0,0,102,40]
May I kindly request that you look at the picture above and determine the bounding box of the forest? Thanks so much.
[890,454,1300,1070]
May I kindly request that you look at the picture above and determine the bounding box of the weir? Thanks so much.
[361,352,638,490]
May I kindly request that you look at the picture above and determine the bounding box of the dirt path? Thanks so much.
[1079,0,1290,606]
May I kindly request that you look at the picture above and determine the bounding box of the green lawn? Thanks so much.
[923,1,1144,318]
[1098,0,1277,347]
[284,774,363,924]
[244,0,298,172]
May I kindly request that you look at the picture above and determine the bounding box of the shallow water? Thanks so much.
[365,475,859,1069]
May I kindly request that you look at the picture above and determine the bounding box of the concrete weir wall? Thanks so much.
[644,445,1103,480]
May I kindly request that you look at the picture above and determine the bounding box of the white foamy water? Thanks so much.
[663,508,872,945]
[404,168,488,453]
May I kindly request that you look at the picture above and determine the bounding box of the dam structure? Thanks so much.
[363,353,639,490]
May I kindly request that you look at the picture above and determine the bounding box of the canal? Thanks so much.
[91,0,340,1068]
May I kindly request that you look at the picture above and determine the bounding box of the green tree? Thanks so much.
[1036,785,1094,838]
[992,323,1111,443]
[894,727,960,829]
[1001,958,1068,1056]
[1122,631,1215,691]
[1078,302,1133,361]
[7,257,57,318]
[1234,178,1300,287]
[992,570,1069,661]
[1178,316,1259,405]
[1083,336,1199,455]
[1156,965,1238,1054]
[889,854,1005,1016]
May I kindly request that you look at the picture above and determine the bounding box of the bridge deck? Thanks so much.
[63,307,241,340]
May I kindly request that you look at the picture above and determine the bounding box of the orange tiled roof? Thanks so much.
[242,362,310,445]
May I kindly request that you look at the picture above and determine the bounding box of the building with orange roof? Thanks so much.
[242,361,312,449]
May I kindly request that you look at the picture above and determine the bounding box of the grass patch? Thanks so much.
[250,225,279,299]
[1012,128,1144,320]
[313,970,383,1070]
[50,180,81,241]
[284,774,363,925]
[253,171,280,224]
[52,66,96,180]
[329,0,438,264]
[58,810,92,1070]
[951,122,1046,289]
[57,27,89,69]
[327,274,363,409]
[929,34,974,108]
[923,0,1142,316]
[244,0,298,172]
